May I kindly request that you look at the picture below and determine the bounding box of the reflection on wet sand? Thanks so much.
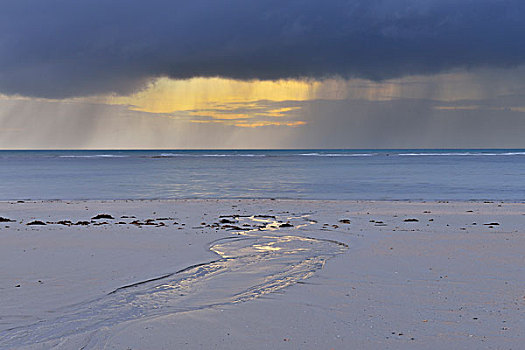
[1,216,347,349]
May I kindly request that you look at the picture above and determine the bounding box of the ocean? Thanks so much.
[0,149,523,201]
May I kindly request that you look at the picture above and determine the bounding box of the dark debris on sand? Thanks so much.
[26,220,46,226]
[91,214,115,220]
[47,220,73,226]
[73,221,90,226]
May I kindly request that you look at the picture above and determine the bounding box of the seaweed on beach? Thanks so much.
[26,220,46,226]
[91,214,114,220]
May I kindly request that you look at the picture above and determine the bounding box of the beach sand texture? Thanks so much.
[0,200,523,349]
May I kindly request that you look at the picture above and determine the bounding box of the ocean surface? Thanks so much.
[0,149,523,201]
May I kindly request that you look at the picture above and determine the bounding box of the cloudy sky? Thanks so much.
[1,0,524,149]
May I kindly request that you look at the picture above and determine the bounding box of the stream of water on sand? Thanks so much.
[0,215,347,349]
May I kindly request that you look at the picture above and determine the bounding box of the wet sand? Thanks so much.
[0,200,523,349]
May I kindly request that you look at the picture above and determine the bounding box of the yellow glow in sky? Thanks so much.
[81,70,525,129]
[99,72,504,118]
[106,77,322,114]
[233,121,307,128]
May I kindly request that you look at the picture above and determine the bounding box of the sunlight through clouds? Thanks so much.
[99,77,327,127]
[104,77,321,114]
[78,68,525,130]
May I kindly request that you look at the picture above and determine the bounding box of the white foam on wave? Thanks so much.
[59,155,128,158]
[202,154,265,157]
[157,153,265,157]
[300,153,374,157]
[399,152,525,156]
[498,152,525,156]
[158,153,182,157]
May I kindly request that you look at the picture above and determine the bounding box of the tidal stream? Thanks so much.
[1,215,347,349]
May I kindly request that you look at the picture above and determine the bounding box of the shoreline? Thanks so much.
[1,198,524,203]
[1,199,523,349]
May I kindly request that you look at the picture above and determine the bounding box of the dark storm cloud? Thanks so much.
[1,0,524,98]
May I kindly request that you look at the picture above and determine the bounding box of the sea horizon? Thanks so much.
[2,148,525,151]
[2,148,524,202]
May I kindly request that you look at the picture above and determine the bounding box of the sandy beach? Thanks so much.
[2,1,525,349]
[0,199,523,349]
